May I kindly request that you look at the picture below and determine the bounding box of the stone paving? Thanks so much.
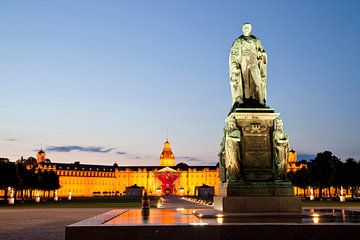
[0,197,209,240]
[0,208,112,240]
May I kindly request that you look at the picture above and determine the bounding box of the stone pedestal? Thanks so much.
[232,109,278,181]
[214,196,301,213]
[218,181,294,197]
[215,181,301,213]
[217,108,301,213]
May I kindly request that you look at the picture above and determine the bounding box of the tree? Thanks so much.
[343,158,360,198]
[289,167,309,197]
[308,151,338,198]
[332,158,345,197]
[0,158,17,201]
[38,170,60,198]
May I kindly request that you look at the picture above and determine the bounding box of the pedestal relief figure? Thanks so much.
[224,117,241,181]
[218,127,227,183]
[229,23,267,107]
[273,119,289,180]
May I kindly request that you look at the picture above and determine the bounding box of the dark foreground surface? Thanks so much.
[0,208,111,240]
[66,207,360,240]
[67,224,360,240]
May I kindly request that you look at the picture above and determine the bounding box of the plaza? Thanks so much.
[1,199,360,240]
[0,197,210,240]
[1,1,360,240]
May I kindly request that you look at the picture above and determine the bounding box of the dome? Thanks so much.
[38,149,45,154]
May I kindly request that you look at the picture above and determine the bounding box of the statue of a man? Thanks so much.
[229,23,267,107]
[224,117,241,181]
[273,119,289,180]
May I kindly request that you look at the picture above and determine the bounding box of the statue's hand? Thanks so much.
[231,67,240,75]
[233,83,238,90]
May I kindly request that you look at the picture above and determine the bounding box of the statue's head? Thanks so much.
[275,119,283,130]
[227,117,237,129]
[242,23,252,37]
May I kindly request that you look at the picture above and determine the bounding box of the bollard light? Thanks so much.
[54,190,58,202]
[35,190,41,203]
[8,187,15,205]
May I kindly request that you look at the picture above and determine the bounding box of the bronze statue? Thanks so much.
[229,23,267,107]
[273,119,289,179]
[224,117,241,181]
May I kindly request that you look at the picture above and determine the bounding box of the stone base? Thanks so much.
[218,181,294,197]
[214,196,301,213]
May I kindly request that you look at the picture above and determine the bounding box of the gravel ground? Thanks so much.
[0,208,112,240]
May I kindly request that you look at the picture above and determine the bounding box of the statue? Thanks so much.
[229,23,267,107]
[218,128,227,182]
[214,23,301,214]
[273,119,289,179]
[224,117,241,181]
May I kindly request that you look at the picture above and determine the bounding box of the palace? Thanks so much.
[38,139,220,198]
[288,149,306,172]
[2,140,304,199]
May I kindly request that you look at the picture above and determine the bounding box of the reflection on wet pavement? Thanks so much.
[105,208,360,225]
[105,209,204,225]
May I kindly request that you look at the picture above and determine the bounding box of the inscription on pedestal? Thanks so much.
[244,135,269,151]
[242,134,271,168]
[244,152,271,167]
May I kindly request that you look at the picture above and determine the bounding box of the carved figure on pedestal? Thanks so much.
[273,119,289,180]
[224,117,241,181]
[229,23,267,107]
[218,127,227,183]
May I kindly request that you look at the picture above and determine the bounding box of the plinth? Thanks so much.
[215,108,301,213]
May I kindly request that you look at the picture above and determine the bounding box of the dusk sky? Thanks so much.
[1,1,360,166]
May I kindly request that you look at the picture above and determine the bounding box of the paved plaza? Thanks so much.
[0,197,208,240]
[0,208,112,240]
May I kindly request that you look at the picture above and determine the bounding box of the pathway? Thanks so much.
[158,196,212,209]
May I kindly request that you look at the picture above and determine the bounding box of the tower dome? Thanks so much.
[37,148,46,164]
[159,139,175,166]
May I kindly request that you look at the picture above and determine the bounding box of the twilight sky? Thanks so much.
[1,1,360,166]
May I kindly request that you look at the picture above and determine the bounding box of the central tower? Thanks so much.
[159,139,175,167]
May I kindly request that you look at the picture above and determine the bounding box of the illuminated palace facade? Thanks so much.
[38,139,220,197]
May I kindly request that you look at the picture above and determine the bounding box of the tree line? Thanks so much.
[289,151,360,198]
[0,157,60,201]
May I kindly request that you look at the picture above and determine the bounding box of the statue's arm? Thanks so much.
[256,40,267,64]
[229,40,241,81]
[228,130,241,142]
[257,39,266,53]
[275,139,288,145]
[273,132,289,145]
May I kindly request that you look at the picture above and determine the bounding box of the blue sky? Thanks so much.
[1,1,360,165]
